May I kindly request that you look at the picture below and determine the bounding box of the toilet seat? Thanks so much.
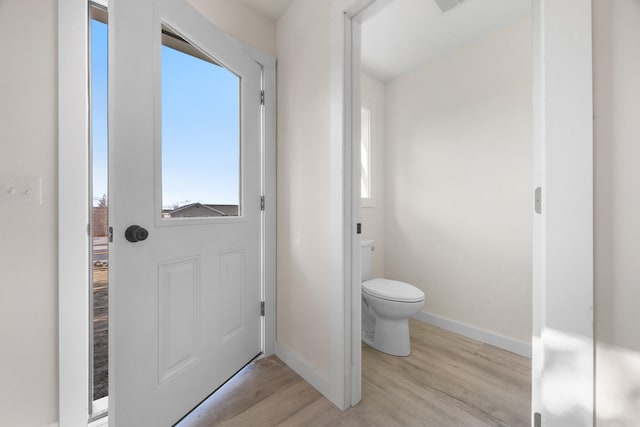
[362,278,425,303]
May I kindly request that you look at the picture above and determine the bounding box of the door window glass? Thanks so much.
[161,26,241,219]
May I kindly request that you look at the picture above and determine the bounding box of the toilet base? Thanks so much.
[368,317,411,356]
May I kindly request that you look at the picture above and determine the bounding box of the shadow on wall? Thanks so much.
[596,343,640,426]
[542,329,593,425]
[541,329,640,426]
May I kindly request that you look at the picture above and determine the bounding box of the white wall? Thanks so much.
[188,0,276,56]
[275,0,331,377]
[0,1,274,425]
[593,0,640,424]
[383,18,532,343]
[0,1,58,425]
[360,73,385,279]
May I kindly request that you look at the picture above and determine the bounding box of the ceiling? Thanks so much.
[361,0,530,82]
[237,0,295,21]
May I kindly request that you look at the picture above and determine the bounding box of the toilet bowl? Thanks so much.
[361,241,425,356]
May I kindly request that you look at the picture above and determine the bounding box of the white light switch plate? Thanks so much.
[0,175,42,205]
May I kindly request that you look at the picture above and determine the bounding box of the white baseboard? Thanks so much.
[88,416,109,427]
[48,415,107,427]
[275,342,330,397]
[413,311,532,358]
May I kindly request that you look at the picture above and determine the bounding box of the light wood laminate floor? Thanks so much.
[178,320,531,426]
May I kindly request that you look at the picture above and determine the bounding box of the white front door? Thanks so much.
[109,0,263,424]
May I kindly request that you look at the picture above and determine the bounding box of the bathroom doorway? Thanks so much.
[358,0,533,421]
[359,0,533,354]
[330,0,595,423]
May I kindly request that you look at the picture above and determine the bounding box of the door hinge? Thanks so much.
[535,186,542,214]
[260,301,265,316]
[108,226,114,243]
[260,90,265,106]
[357,223,362,234]
[260,195,265,211]
[87,224,91,236]
[534,412,541,427]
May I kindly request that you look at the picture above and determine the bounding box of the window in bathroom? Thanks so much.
[361,104,375,207]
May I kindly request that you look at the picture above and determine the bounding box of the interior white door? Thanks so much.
[109,0,263,425]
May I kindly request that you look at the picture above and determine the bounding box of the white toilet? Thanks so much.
[361,240,425,356]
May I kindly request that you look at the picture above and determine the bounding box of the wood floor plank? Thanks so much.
[177,321,531,427]
[398,321,530,425]
[276,397,345,426]
[359,355,503,427]
[179,357,302,426]
[220,379,322,426]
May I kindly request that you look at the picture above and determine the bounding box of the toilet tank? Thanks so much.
[361,240,374,282]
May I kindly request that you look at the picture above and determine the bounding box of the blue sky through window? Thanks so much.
[91,19,241,209]
[91,19,108,207]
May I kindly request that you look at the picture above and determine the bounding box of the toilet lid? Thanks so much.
[362,278,425,303]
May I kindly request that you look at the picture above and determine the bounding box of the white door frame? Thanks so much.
[58,1,276,424]
[329,1,594,425]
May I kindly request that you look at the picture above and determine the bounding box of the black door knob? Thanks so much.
[125,225,149,243]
